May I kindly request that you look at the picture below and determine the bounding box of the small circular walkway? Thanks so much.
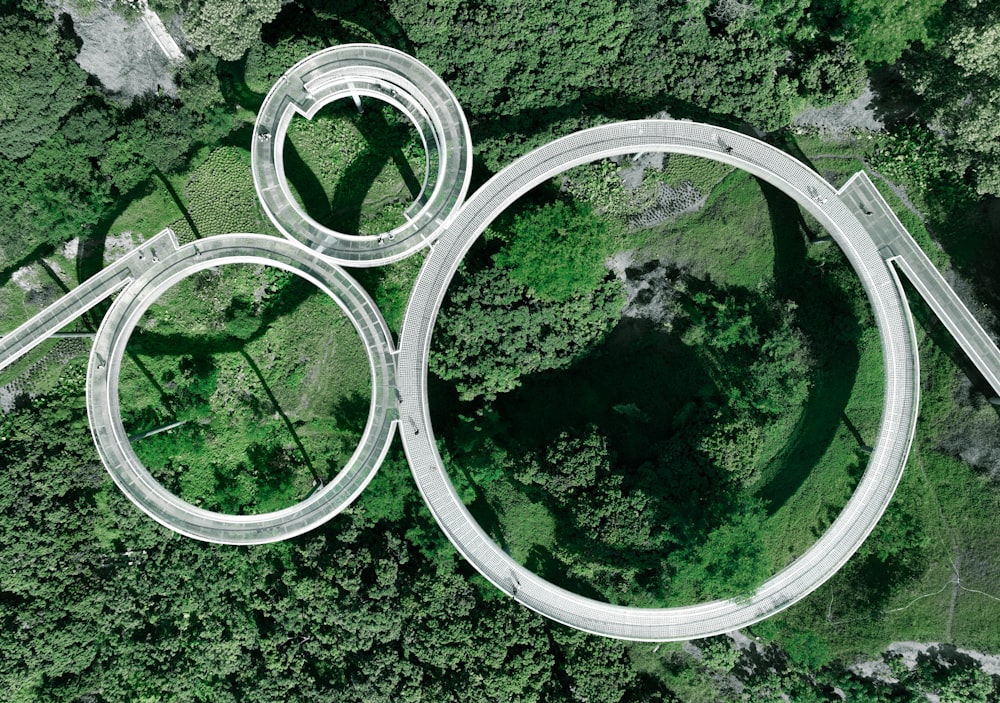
[87,234,397,544]
[251,44,472,266]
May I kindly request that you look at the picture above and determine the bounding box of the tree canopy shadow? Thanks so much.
[753,178,862,514]
[282,101,422,237]
[281,137,331,225]
[331,390,370,435]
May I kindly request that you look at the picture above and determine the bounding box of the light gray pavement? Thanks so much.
[841,172,1000,398]
[397,120,922,641]
[139,1,184,62]
[86,234,398,544]
[251,44,472,266]
[0,228,178,374]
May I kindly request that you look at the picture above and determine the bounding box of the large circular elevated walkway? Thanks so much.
[396,120,921,640]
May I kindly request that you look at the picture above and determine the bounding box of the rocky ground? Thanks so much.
[792,83,885,135]
[53,0,180,98]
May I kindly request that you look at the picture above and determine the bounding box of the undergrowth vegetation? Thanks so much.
[283,100,424,236]
[119,264,369,513]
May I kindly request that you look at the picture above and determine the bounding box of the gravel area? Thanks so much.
[793,83,884,135]
[852,641,1000,680]
[54,0,178,98]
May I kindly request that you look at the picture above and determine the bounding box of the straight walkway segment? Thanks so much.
[0,229,179,374]
[841,172,1000,397]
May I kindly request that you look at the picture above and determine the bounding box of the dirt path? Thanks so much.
[912,447,962,640]
[139,0,184,62]
[296,328,337,417]
[945,554,961,642]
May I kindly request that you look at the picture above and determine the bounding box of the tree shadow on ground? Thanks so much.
[0,243,57,291]
[491,317,714,466]
[152,168,202,240]
[281,138,331,225]
[240,349,321,484]
[331,390,369,435]
[74,182,143,330]
[282,101,422,236]
[903,276,1000,407]
[216,55,266,113]
[753,178,862,515]
[476,316,739,602]
[866,65,921,130]
[128,271,318,358]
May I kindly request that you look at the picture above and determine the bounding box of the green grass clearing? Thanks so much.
[634,169,777,288]
[283,100,425,236]
[119,263,370,514]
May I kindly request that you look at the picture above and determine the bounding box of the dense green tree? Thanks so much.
[185,0,283,60]
[0,10,88,161]
[0,131,112,264]
[389,0,632,117]
[431,264,623,401]
[516,427,607,503]
[900,1,1000,196]
[936,665,996,703]
[551,628,639,703]
[695,635,741,671]
[617,0,803,130]
[492,200,625,303]
[244,34,326,93]
[841,0,946,65]
[668,496,772,601]
[1,344,697,701]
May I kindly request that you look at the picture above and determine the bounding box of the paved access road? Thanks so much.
[396,119,923,641]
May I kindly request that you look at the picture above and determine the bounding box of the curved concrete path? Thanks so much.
[397,120,922,640]
[4,45,1000,640]
[251,44,472,266]
[85,234,397,544]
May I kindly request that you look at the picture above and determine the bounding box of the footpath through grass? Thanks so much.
[751,130,1000,660]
